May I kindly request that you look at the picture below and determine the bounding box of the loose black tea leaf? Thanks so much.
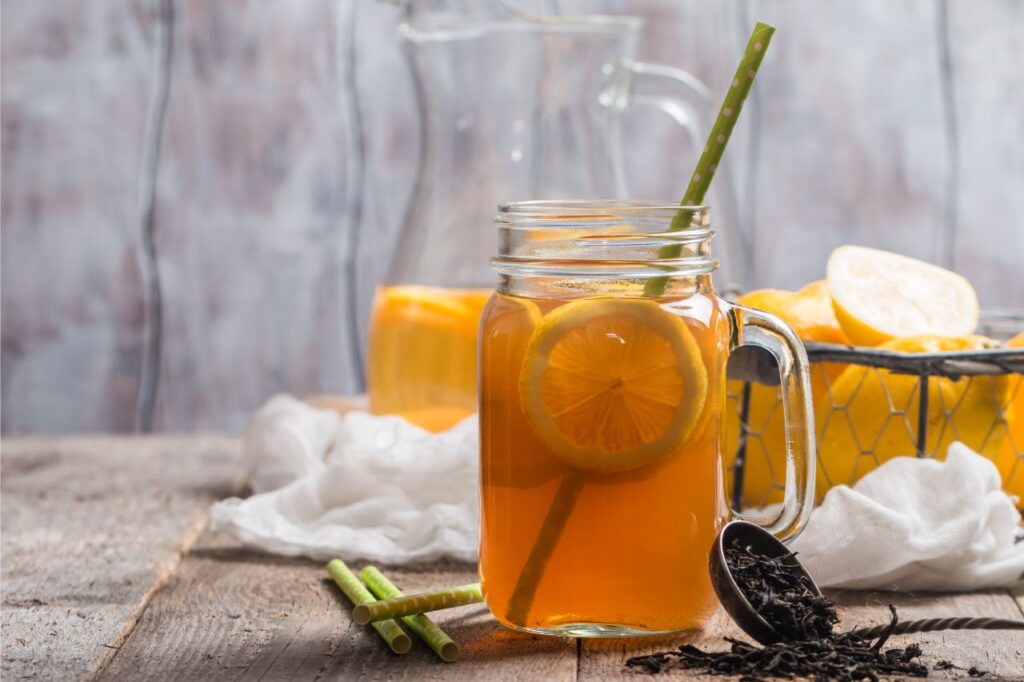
[723,539,838,641]
[935,658,990,677]
[626,606,928,681]
[626,544,937,680]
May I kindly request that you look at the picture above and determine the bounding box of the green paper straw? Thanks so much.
[504,21,777,628]
[352,582,483,625]
[360,567,461,663]
[506,472,585,624]
[643,20,776,297]
[327,559,411,654]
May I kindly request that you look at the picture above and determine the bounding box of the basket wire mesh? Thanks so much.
[726,313,1024,512]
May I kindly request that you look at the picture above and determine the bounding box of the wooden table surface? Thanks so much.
[3,436,1023,681]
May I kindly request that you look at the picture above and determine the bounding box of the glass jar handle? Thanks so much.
[726,302,816,542]
[625,61,711,161]
[617,61,749,291]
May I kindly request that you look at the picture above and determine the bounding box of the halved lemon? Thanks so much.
[827,245,979,346]
[519,298,708,473]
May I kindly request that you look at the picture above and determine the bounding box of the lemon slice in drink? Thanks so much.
[827,245,979,346]
[519,298,708,473]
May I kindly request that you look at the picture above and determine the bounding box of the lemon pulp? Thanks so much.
[827,245,979,346]
[519,298,708,473]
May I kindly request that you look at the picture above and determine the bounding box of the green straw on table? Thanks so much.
[360,566,461,663]
[326,559,411,654]
[505,21,777,626]
[352,582,483,625]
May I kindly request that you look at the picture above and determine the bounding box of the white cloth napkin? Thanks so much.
[212,395,1024,589]
[210,395,479,563]
[791,442,1024,590]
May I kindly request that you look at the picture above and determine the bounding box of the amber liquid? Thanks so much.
[367,285,491,433]
[479,291,730,633]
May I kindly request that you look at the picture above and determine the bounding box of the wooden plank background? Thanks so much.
[3,0,1023,434]
[0,436,243,679]
[8,436,1015,680]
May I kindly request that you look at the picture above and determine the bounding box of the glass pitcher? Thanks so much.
[478,201,814,635]
[367,1,742,432]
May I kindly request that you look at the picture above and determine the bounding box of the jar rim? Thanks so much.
[496,200,711,234]
[498,199,708,218]
[493,200,717,279]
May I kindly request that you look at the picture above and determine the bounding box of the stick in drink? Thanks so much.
[499,21,777,628]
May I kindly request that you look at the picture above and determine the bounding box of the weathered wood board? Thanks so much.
[100,535,1024,680]
[2,1,1023,433]
[0,436,243,680]
[2,436,1023,680]
[149,0,363,432]
[0,0,156,433]
[748,1,952,291]
[947,0,1024,306]
[98,534,579,681]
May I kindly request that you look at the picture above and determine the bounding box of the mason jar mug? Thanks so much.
[478,201,815,636]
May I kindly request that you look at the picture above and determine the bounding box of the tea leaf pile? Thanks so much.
[626,617,928,680]
[724,539,838,641]
[626,544,932,680]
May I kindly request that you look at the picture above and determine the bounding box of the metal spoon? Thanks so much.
[708,519,812,645]
[709,519,1024,645]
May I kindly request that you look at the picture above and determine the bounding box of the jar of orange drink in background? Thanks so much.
[478,201,816,636]
[367,285,490,432]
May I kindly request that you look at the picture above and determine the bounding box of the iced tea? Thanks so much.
[479,290,730,634]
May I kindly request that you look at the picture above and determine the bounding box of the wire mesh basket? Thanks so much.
[726,311,1024,511]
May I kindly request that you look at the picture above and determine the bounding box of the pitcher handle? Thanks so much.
[619,61,748,293]
[726,302,816,542]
